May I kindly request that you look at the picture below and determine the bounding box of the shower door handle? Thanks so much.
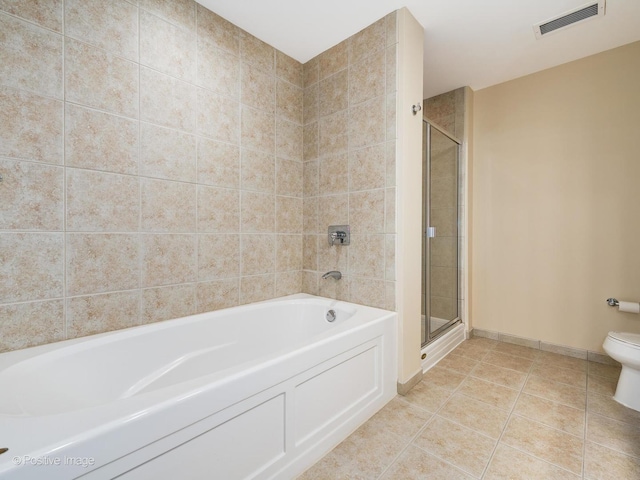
[426,227,436,238]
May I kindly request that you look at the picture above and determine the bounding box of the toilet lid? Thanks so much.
[608,331,640,346]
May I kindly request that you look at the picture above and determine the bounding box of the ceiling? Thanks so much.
[197,0,640,98]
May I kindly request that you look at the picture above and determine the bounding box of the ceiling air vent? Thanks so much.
[534,1,606,39]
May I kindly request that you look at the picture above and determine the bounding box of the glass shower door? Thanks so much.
[422,121,460,346]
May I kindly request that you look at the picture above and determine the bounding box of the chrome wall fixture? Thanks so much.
[412,102,422,115]
[328,225,350,246]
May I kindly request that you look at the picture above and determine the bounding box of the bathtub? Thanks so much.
[0,294,397,479]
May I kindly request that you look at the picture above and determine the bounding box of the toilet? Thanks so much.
[602,331,640,412]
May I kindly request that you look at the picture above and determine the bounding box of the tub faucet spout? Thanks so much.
[322,271,342,280]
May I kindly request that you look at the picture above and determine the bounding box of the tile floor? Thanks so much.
[298,337,640,479]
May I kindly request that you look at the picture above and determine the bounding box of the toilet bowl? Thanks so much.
[602,331,640,412]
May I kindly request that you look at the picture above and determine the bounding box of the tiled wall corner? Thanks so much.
[0,0,303,352]
[301,11,398,310]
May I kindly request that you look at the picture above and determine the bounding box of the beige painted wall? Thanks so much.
[472,41,640,352]
[395,8,424,384]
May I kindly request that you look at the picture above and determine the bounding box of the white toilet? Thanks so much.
[602,331,640,412]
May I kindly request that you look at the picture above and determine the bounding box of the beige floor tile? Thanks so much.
[458,376,519,411]
[524,375,586,410]
[588,374,618,397]
[514,393,585,437]
[483,350,534,373]
[588,361,621,379]
[437,352,479,375]
[530,363,587,388]
[501,415,584,475]
[298,421,407,480]
[471,362,527,390]
[366,396,432,441]
[587,391,640,425]
[380,445,474,480]
[584,441,640,480]
[439,393,510,439]
[536,351,588,372]
[453,339,495,361]
[493,342,540,360]
[401,380,453,414]
[587,413,640,458]
[413,415,497,478]
[484,443,580,480]
[422,365,467,391]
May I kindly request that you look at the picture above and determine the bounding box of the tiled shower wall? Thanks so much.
[424,87,467,322]
[0,0,305,352]
[301,12,398,311]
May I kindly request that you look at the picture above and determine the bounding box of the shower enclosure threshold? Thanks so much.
[421,323,466,373]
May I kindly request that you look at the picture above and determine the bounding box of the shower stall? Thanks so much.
[422,120,462,346]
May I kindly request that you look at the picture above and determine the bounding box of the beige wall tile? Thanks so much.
[140,67,195,132]
[138,0,195,31]
[141,284,196,324]
[303,122,318,161]
[385,11,398,47]
[276,51,303,87]
[66,104,138,174]
[385,235,395,281]
[350,277,385,309]
[66,39,138,118]
[276,196,302,233]
[140,123,195,182]
[386,141,396,187]
[349,50,385,106]
[240,31,274,72]
[0,158,63,230]
[196,278,239,313]
[319,110,348,156]
[303,83,318,125]
[349,18,385,65]
[276,118,303,161]
[349,95,385,149]
[385,187,396,234]
[349,189,385,234]
[197,186,239,233]
[140,10,195,82]
[0,0,62,32]
[303,56,319,87]
[196,38,240,99]
[241,62,275,114]
[303,235,317,270]
[0,87,63,164]
[0,232,63,303]
[65,0,138,61]
[319,41,347,81]
[0,300,64,352]
[67,290,140,338]
[198,234,240,280]
[386,93,396,141]
[276,158,303,197]
[66,233,139,296]
[240,274,275,304]
[140,234,196,287]
[319,153,348,195]
[241,106,275,154]
[318,193,348,231]
[197,137,240,188]
[276,234,302,272]
[241,191,275,233]
[301,269,318,295]
[276,270,301,296]
[276,79,303,124]
[386,45,397,93]
[196,4,238,55]
[385,281,395,310]
[349,234,384,279]
[241,148,275,193]
[0,13,62,99]
[141,178,196,232]
[349,144,385,191]
[303,197,318,234]
[319,70,348,118]
[66,168,139,232]
[241,234,275,275]
[317,234,348,273]
[303,159,318,197]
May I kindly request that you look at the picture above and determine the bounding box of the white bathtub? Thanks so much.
[0,294,397,479]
